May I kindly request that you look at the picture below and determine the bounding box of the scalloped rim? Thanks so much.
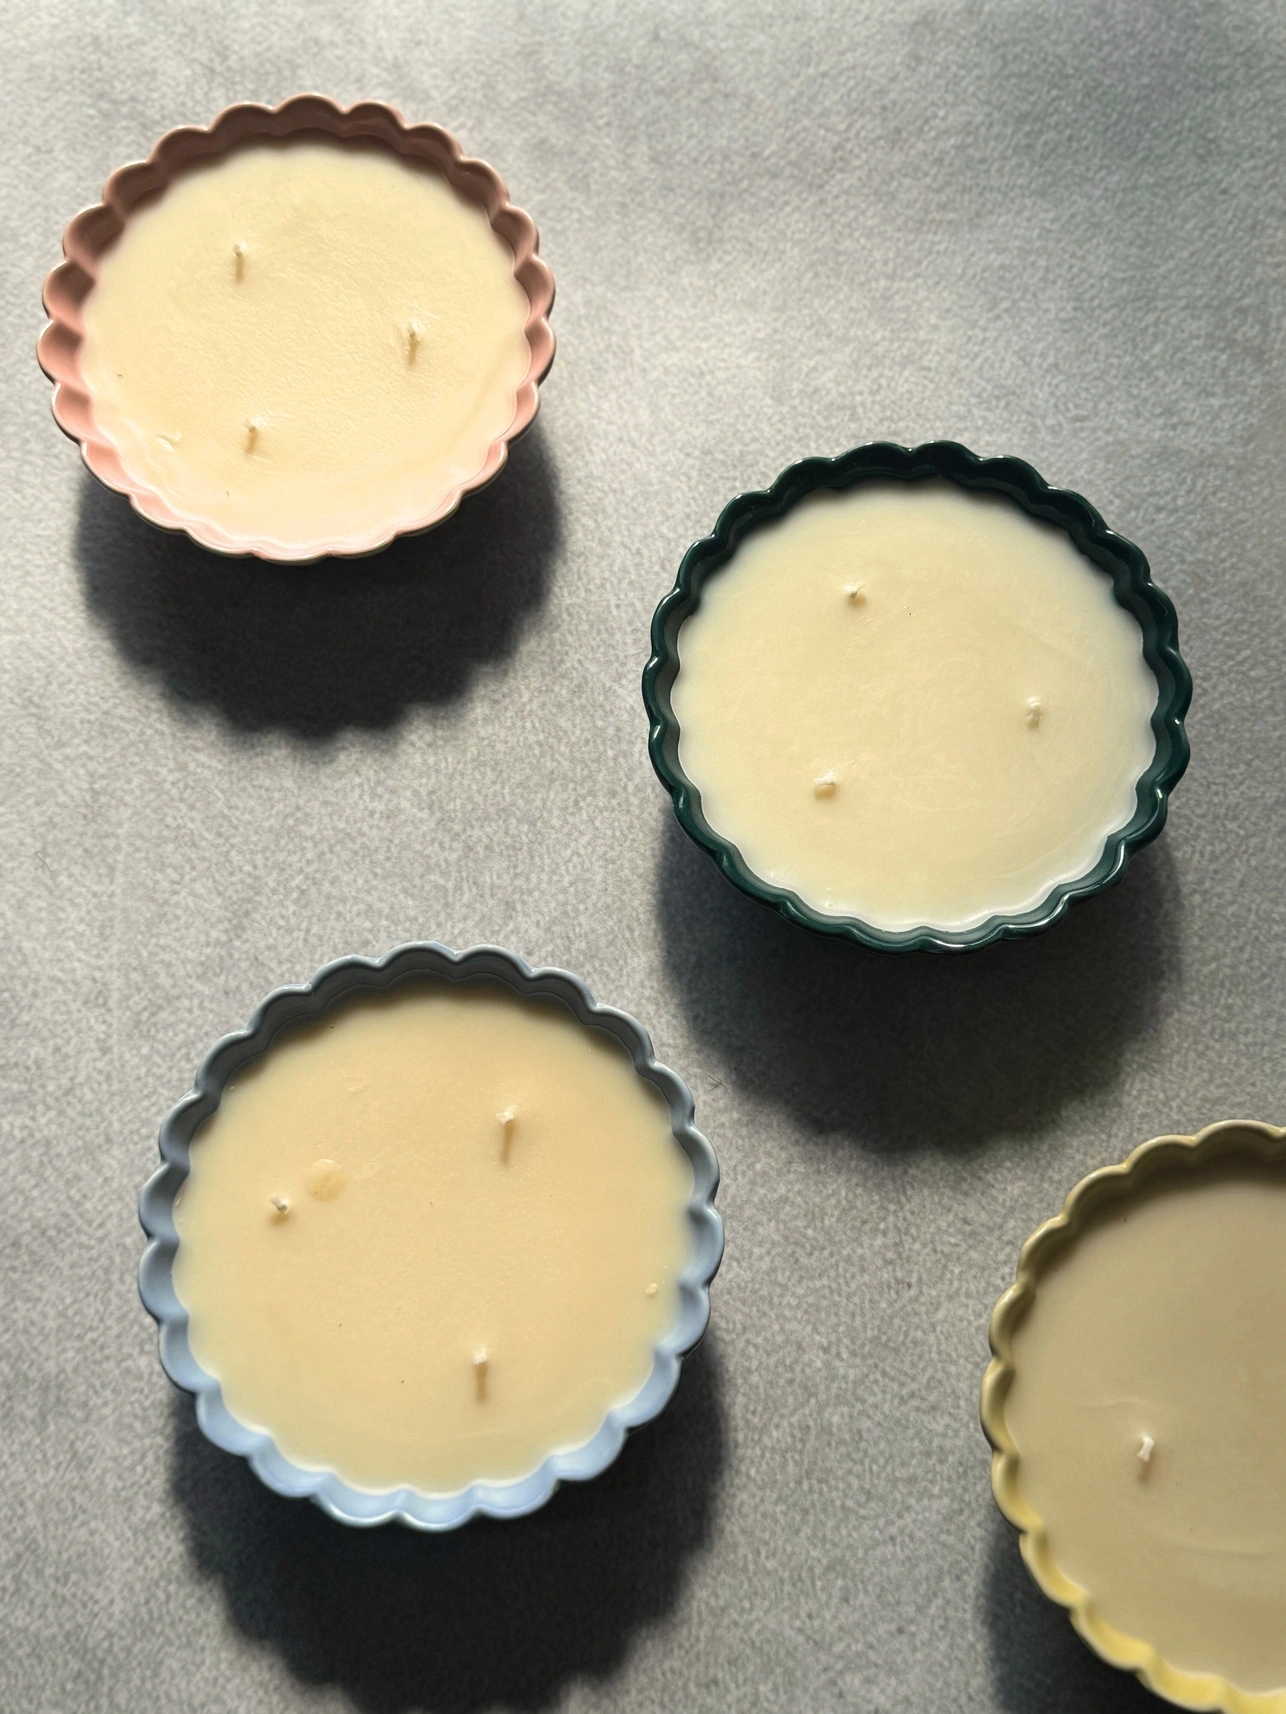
[38,95,556,563]
[138,942,723,1529]
[982,1119,1286,1713]
[643,440,1192,953]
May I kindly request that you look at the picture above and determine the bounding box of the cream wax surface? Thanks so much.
[671,482,1157,931]
[173,982,694,1495]
[1006,1162,1286,1696]
[80,140,532,547]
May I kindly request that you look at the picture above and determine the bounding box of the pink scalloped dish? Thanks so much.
[38,96,556,561]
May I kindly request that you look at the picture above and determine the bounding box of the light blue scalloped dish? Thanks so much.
[139,942,723,1530]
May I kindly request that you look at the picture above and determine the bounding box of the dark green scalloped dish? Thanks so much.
[643,441,1191,953]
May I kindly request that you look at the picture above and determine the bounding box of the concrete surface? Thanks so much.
[2,3,1284,1710]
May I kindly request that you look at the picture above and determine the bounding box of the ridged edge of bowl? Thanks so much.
[642,440,1192,953]
[138,942,723,1529]
[981,1119,1286,1713]
[39,94,556,563]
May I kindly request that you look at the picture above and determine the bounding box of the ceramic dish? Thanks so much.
[38,95,556,561]
[982,1119,1286,1713]
[643,440,1191,953]
[139,942,722,1529]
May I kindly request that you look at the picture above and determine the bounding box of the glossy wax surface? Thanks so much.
[79,139,532,548]
[173,982,694,1495]
[1006,1160,1286,1696]
[671,482,1157,932]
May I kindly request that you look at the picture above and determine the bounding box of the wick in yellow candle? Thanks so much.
[844,583,866,606]
[1026,696,1044,728]
[232,241,248,282]
[406,319,425,366]
[244,417,264,454]
[645,1282,658,1297]
[498,1107,516,1164]
[268,1194,291,1220]
[813,772,839,799]
[1137,1433,1155,1467]
[473,1349,489,1402]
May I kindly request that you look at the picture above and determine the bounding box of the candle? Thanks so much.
[667,477,1163,936]
[80,138,529,550]
[984,1121,1286,1710]
[170,978,699,1499]
[47,100,555,559]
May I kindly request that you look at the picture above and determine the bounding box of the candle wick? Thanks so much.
[645,1282,658,1297]
[268,1195,290,1219]
[233,241,248,282]
[1137,1433,1155,1466]
[244,417,264,454]
[844,583,866,606]
[473,1349,489,1401]
[1026,696,1044,728]
[407,319,425,365]
[813,772,839,799]
[499,1107,516,1163]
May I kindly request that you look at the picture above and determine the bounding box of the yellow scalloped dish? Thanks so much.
[983,1122,1286,1713]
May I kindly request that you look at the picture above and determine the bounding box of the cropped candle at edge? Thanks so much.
[984,1121,1286,1713]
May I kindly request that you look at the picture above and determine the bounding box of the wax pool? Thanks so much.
[173,982,694,1496]
[670,482,1158,932]
[1006,1158,1286,1696]
[79,139,532,548]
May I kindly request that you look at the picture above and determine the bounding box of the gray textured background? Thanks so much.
[3,2,1284,1710]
